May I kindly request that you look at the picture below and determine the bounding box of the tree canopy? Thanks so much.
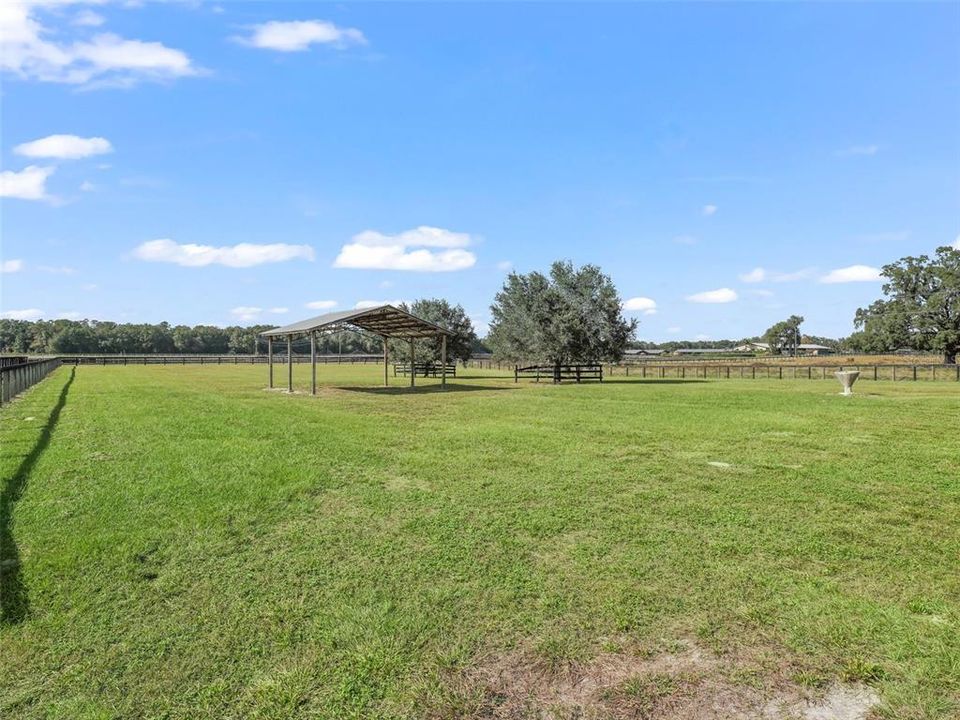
[853,246,960,363]
[762,315,804,356]
[487,261,636,366]
[392,298,477,364]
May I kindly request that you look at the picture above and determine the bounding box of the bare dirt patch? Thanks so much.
[434,640,880,720]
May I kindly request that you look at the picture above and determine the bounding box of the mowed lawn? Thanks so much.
[1,365,958,719]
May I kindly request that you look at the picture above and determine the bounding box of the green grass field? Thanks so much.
[2,365,958,719]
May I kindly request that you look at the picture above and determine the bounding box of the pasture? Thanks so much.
[1,365,958,719]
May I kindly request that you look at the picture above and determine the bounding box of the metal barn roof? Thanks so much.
[258,304,452,340]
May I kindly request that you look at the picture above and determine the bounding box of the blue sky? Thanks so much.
[2,1,958,341]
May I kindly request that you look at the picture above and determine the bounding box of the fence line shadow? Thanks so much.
[1,366,75,624]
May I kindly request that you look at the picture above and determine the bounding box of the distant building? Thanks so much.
[735,341,770,352]
[674,347,740,355]
[624,348,665,357]
[734,341,834,356]
[797,344,835,356]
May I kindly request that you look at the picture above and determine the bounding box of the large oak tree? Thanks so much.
[853,246,960,364]
[487,261,636,375]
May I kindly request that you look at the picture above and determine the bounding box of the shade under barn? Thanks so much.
[258,304,453,394]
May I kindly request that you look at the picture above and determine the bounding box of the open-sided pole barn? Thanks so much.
[258,305,453,394]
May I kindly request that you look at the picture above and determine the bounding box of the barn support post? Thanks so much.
[382,336,389,387]
[441,334,447,390]
[410,338,417,387]
[287,335,293,392]
[310,332,317,395]
[268,336,274,388]
[409,339,415,388]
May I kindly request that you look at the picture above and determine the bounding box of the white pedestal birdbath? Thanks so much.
[835,369,860,396]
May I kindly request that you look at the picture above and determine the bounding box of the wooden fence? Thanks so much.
[515,364,603,383]
[603,363,960,382]
[393,362,457,378]
[13,354,959,382]
[465,359,960,382]
[0,358,62,405]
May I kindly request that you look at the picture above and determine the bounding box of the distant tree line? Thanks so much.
[5,247,956,363]
[0,319,277,355]
[0,299,481,363]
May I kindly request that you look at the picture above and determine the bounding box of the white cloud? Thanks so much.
[133,239,315,268]
[306,300,337,310]
[72,9,105,27]
[702,204,717,216]
[238,20,366,52]
[1,2,198,87]
[0,165,54,200]
[334,226,477,272]
[820,265,882,284]
[686,287,738,304]
[952,235,960,250]
[350,226,472,248]
[230,306,288,322]
[622,296,657,315]
[0,308,43,320]
[355,299,403,309]
[672,234,697,246]
[497,260,513,271]
[80,180,95,192]
[1,259,24,273]
[837,145,879,157]
[739,267,816,284]
[739,267,766,283]
[15,134,113,160]
[230,306,262,322]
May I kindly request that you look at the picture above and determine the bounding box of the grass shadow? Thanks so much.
[1,366,75,624]
[338,383,512,395]
[512,379,708,385]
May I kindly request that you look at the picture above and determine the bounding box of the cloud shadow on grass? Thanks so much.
[1,367,75,624]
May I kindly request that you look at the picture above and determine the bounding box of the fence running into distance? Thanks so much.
[599,363,960,382]
[0,358,63,405]
[2,355,957,389]
[465,359,960,382]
